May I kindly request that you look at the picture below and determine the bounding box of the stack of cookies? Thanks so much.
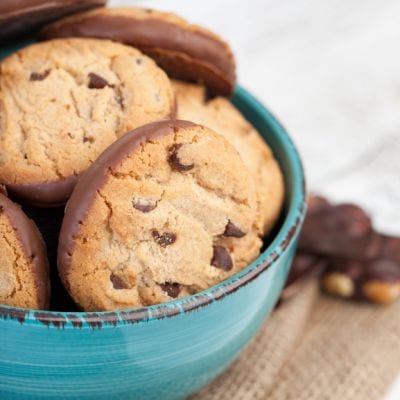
[0,3,284,311]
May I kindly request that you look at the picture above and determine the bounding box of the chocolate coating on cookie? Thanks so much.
[0,0,106,42]
[58,120,260,310]
[7,174,79,208]
[0,192,50,309]
[40,7,236,95]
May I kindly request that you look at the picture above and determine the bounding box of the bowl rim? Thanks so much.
[0,85,306,329]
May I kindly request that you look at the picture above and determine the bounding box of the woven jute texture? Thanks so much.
[191,280,319,400]
[193,280,400,400]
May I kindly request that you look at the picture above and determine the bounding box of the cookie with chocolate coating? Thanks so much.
[40,7,236,96]
[0,0,106,42]
[0,38,175,206]
[0,191,50,309]
[58,120,261,311]
[173,80,284,235]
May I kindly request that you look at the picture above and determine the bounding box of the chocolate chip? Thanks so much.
[136,58,143,65]
[132,198,157,213]
[110,273,130,289]
[30,69,51,81]
[152,230,177,247]
[88,72,111,89]
[83,136,94,144]
[160,282,181,298]
[168,144,194,171]
[211,245,233,271]
[223,221,246,238]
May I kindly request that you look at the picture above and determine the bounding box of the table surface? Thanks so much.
[110,1,400,397]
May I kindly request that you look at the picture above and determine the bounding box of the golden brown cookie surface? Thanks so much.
[0,192,50,309]
[173,80,285,235]
[58,120,261,311]
[0,38,175,206]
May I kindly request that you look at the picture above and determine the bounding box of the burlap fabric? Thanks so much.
[192,280,400,400]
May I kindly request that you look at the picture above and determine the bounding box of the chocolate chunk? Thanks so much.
[307,195,331,215]
[88,72,111,89]
[211,245,233,271]
[223,220,246,238]
[281,252,326,302]
[285,253,321,288]
[334,204,372,238]
[132,198,157,213]
[152,230,176,247]
[110,272,130,289]
[381,235,400,263]
[30,69,51,81]
[160,282,181,298]
[299,196,376,259]
[363,258,400,283]
[168,144,194,171]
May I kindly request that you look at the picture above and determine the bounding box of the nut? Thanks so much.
[322,272,355,298]
[362,280,400,305]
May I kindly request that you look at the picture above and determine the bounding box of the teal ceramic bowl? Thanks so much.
[0,84,306,399]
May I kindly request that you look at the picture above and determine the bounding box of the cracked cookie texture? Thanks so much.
[173,80,284,235]
[0,192,50,309]
[58,120,261,311]
[0,38,175,206]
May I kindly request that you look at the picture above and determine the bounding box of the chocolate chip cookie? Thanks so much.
[40,7,236,96]
[58,120,261,311]
[173,80,285,235]
[0,38,175,206]
[0,189,50,309]
[0,0,106,42]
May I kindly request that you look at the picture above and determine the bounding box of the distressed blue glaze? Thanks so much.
[0,40,306,399]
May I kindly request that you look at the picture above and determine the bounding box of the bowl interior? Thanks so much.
[0,40,306,326]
